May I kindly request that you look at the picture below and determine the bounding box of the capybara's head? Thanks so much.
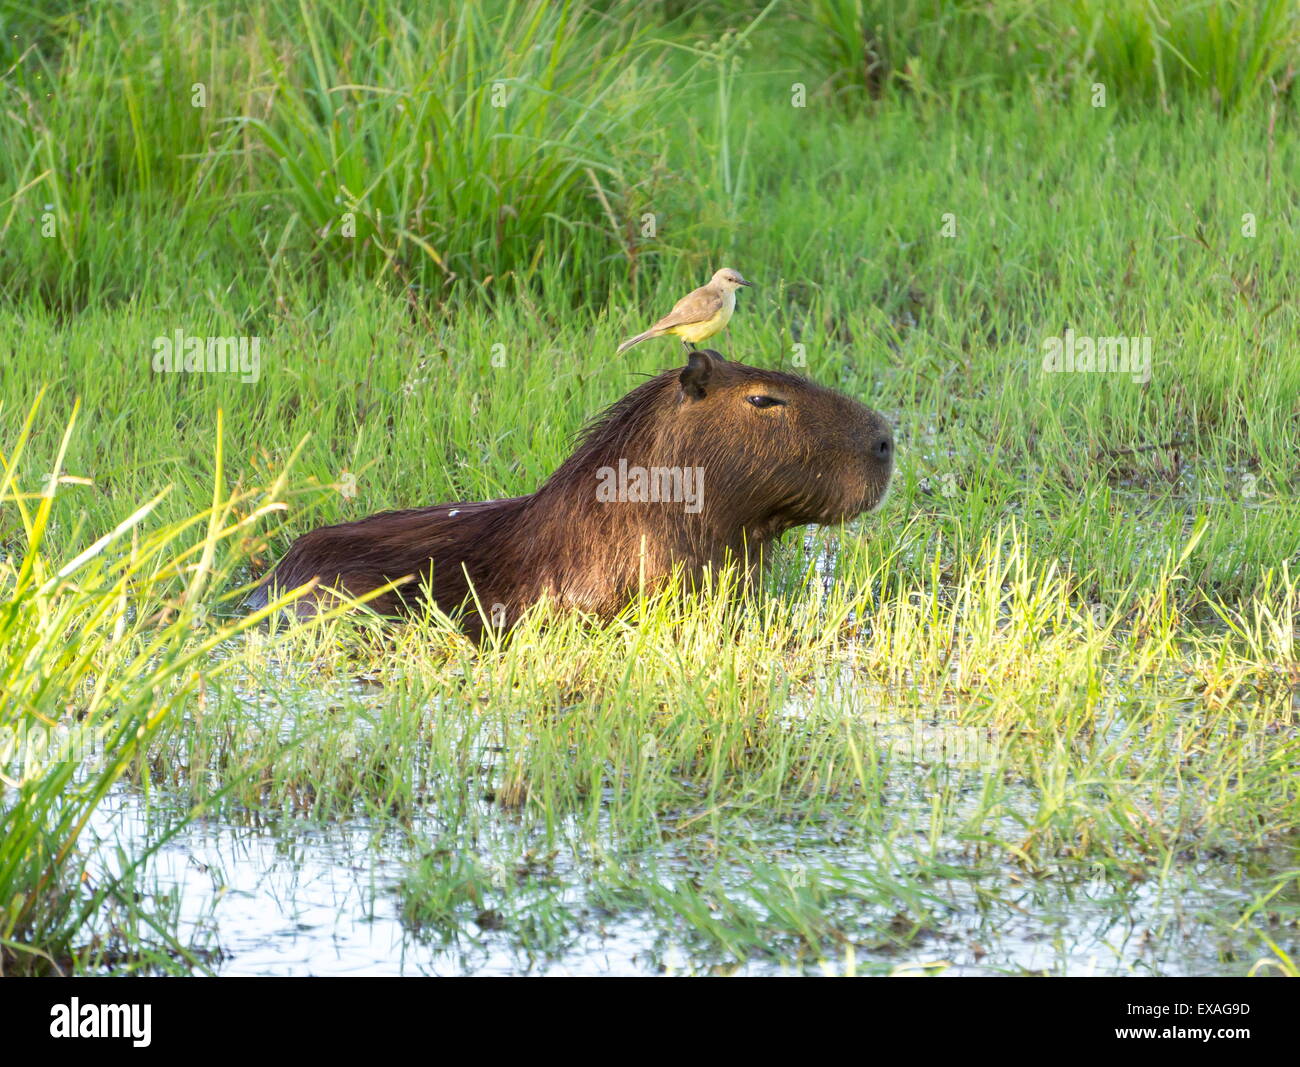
[673,349,892,528]
[560,349,893,537]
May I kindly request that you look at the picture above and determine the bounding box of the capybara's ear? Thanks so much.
[679,349,718,400]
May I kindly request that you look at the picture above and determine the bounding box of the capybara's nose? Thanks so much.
[871,432,893,465]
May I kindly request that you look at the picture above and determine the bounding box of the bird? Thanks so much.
[616,268,754,354]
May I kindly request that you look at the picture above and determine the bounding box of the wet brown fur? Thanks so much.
[249,350,893,639]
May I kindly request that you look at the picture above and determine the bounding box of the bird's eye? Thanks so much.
[747,395,784,409]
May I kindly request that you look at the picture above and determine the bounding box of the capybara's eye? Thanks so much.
[747,395,785,409]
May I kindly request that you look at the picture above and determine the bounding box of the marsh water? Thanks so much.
[84,695,1298,977]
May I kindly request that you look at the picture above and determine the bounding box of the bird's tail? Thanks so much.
[615,329,658,355]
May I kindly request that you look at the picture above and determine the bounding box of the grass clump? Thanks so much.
[0,0,678,311]
[1,396,335,973]
[797,0,1299,110]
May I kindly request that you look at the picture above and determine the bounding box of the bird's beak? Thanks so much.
[740,278,755,287]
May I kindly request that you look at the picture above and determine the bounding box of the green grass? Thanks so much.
[797,0,1300,111]
[1,0,1297,974]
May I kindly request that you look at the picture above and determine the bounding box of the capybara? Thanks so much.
[248,349,893,638]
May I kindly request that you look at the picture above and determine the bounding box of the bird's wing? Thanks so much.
[649,285,722,331]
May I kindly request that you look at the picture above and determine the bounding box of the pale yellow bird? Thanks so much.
[616,268,754,354]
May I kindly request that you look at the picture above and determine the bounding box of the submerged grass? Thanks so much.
[90,515,1295,973]
[0,0,1297,973]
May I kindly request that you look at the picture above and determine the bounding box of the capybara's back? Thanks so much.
[250,350,893,638]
